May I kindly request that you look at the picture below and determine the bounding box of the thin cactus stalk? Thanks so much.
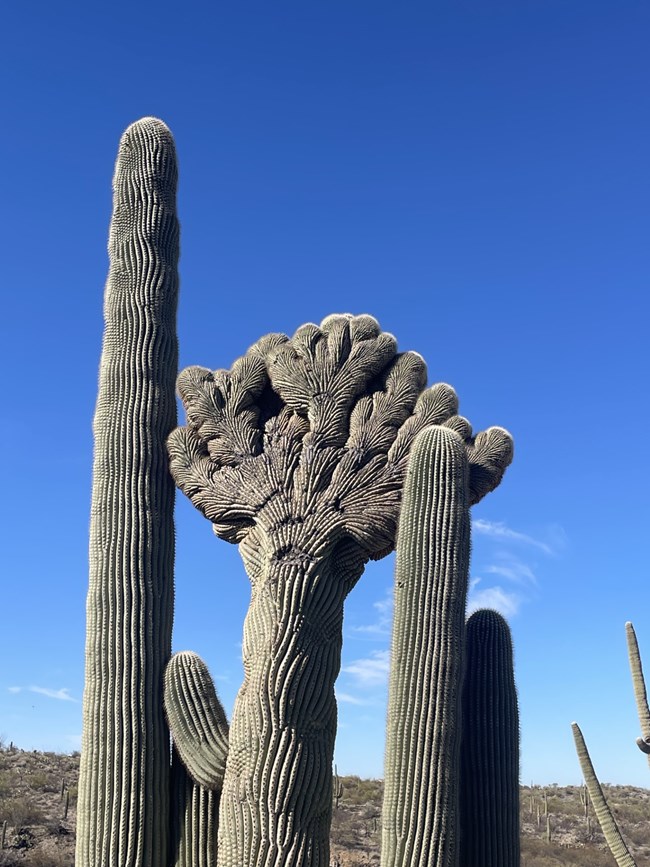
[63,789,70,821]
[76,117,180,867]
[459,609,520,867]
[626,622,650,764]
[333,765,344,810]
[167,316,513,867]
[171,749,220,867]
[381,425,471,867]
[571,722,637,867]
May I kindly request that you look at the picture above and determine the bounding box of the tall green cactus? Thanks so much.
[381,426,471,867]
[76,117,179,867]
[459,609,520,867]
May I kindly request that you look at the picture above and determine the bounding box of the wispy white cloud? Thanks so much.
[341,650,390,688]
[350,587,393,637]
[484,557,537,586]
[8,686,78,703]
[467,580,520,618]
[335,691,368,706]
[472,519,555,555]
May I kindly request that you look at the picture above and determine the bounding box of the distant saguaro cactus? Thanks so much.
[572,621,650,867]
[76,117,179,867]
[168,315,513,867]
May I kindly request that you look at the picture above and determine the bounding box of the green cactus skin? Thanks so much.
[571,722,637,867]
[381,425,471,867]
[76,117,179,867]
[164,651,230,790]
[625,622,650,762]
[459,609,520,867]
[171,749,220,867]
[168,316,513,867]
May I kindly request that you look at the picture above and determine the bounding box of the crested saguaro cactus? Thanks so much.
[167,317,513,867]
[459,609,520,867]
[77,117,179,867]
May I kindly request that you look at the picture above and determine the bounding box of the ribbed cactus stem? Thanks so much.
[171,750,220,867]
[625,622,650,764]
[459,609,520,867]
[571,722,637,867]
[165,651,230,790]
[76,117,179,867]
[381,425,470,867]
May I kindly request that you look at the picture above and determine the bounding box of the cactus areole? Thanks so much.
[167,314,513,867]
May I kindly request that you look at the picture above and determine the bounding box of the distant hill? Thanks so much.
[0,743,648,865]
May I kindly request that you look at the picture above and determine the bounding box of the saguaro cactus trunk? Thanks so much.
[77,117,180,867]
[381,426,470,867]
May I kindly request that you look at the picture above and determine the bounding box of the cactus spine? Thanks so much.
[459,609,520,867]
[381,425,470,867]
[76,117,179,867]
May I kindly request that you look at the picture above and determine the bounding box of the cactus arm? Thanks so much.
[571,722,637,867]
[459,609,520,867]
[381,426,471,867]
[625,622,650,761]
[76,117,179,867]
[164,651,230,791]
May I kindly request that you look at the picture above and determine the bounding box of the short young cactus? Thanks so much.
[460,609,520,867]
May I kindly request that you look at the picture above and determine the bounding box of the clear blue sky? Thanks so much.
[1,1,648,787]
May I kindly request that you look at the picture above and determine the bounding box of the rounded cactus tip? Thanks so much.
[128,116,172,134]
[118,117,175,153]
[636,736,650,754]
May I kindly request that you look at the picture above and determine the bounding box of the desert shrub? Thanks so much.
[28,773,58,793]
[3,797,44,828]
[22,844,73,867]
[0,773,11,798]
